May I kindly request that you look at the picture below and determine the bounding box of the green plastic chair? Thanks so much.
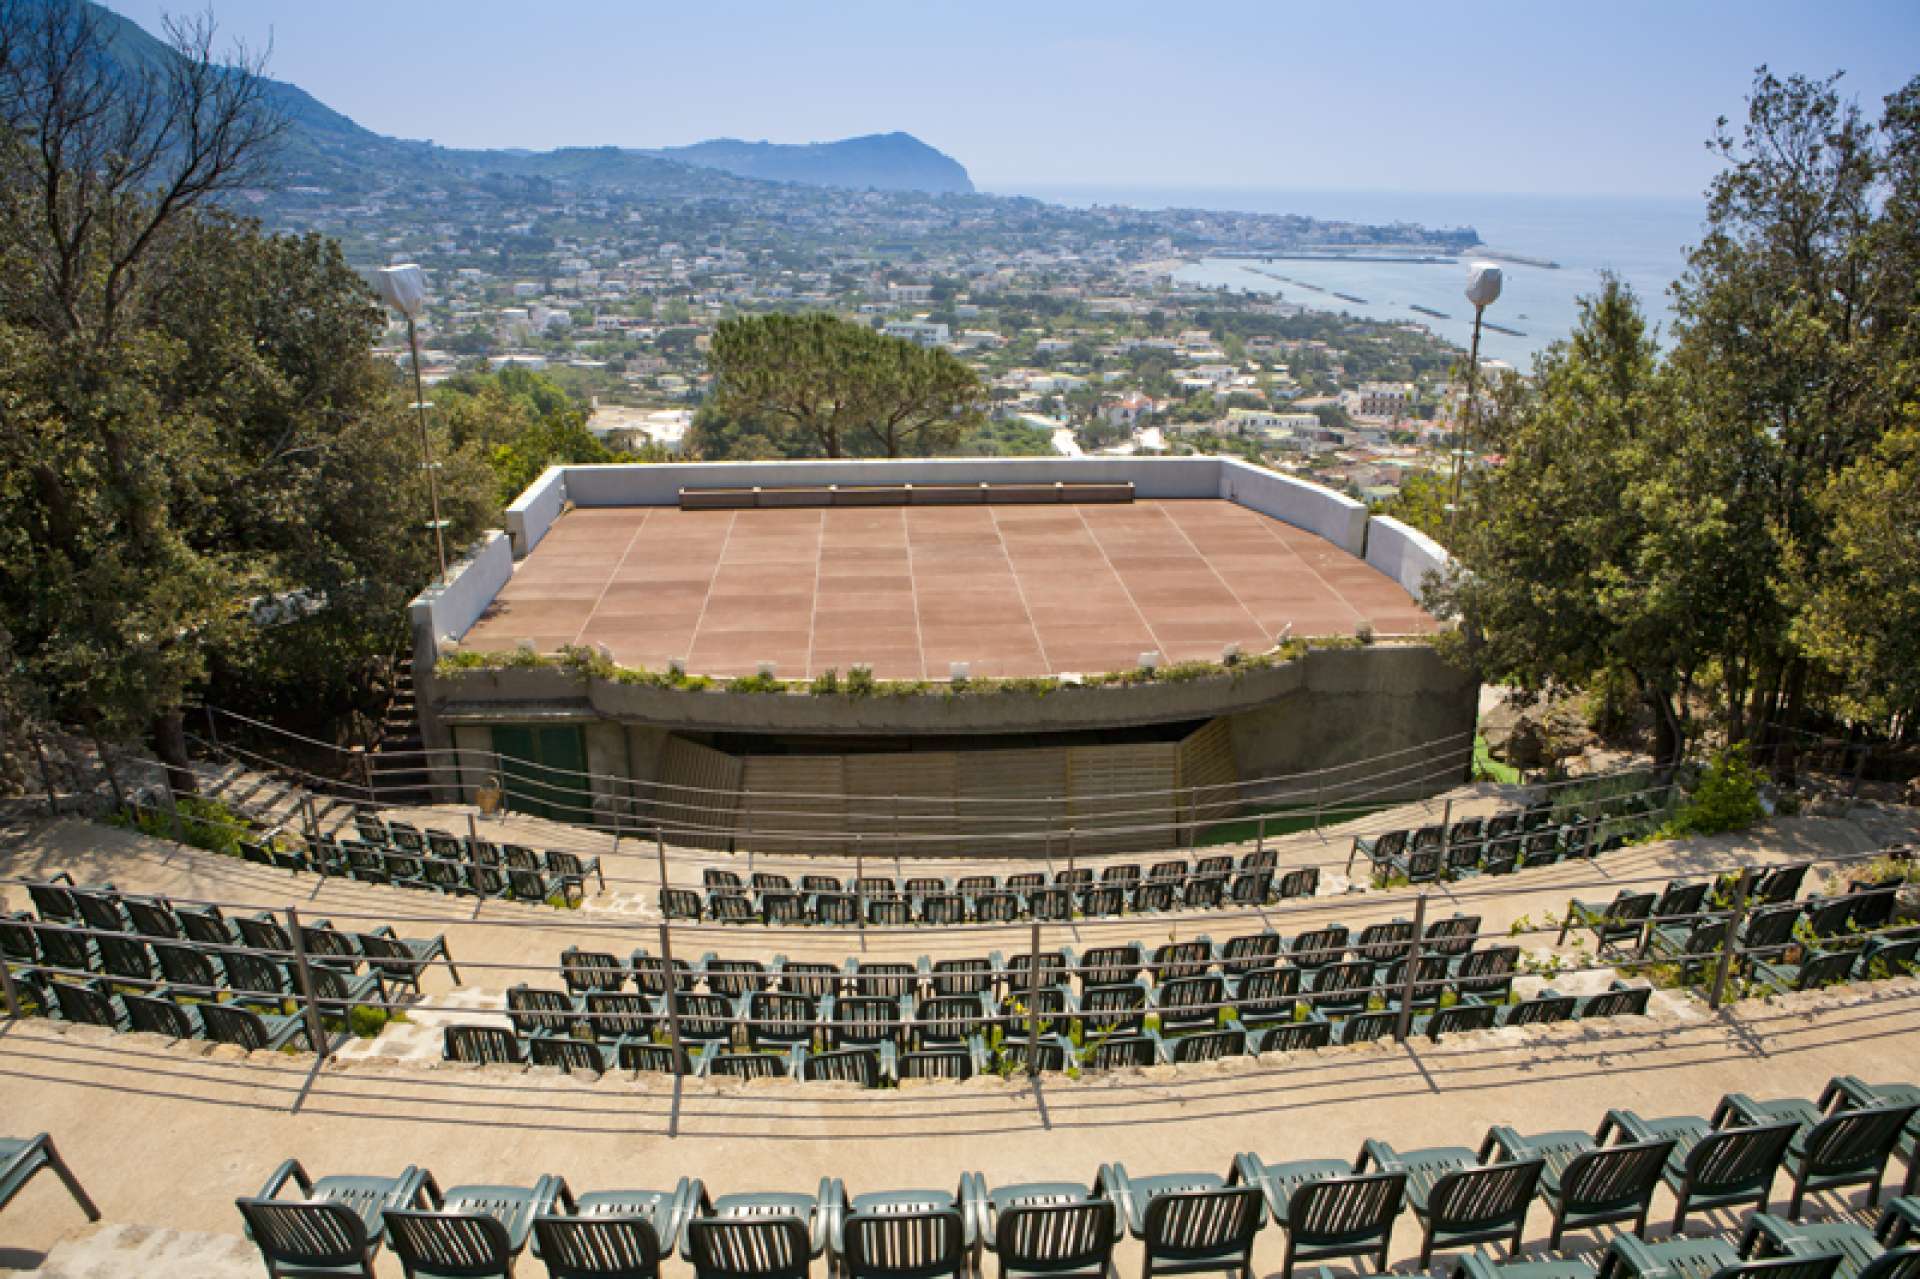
[236,1158,427,1279]
[1098,1163,1264,1279]
[531,1174,701,1279]
[1595,1234,1842,1279]
[0,1132,99,1223]
[830,1180,975,1279]
[1716,1093,1920,1218]
[1819,1077,1920,1198]
[1738,1196,1920,1279]
[1559,890,1658,953]
[1356,1139,1542,1265]
[385,1173,564,1279]
[964,1174,1120,1279]
[1227,1154,1404,1278]
[1596,1107,1797,1232]
[1478,1122,1673,1247]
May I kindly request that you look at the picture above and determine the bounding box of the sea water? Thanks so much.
[1003,184,1707,366]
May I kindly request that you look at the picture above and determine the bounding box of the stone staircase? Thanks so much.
[367,666,432,805]
[192,759,357,842]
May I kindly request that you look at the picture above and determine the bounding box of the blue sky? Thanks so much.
[103,0,1920,198]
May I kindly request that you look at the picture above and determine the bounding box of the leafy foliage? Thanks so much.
[1662,745,1767,838]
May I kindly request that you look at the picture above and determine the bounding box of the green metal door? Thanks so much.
[490,725,591,824]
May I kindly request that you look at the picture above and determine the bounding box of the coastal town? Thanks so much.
[256,173,1488,506]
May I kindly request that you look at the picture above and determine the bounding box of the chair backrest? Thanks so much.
[1852,1248,1920,1279]
[1259,1020,1332,1053]
[1219,932,1281,974]
[529,1037,609,1075]
[1685,1122,1797,1195]
[753,872,794,893]
[706,959,770,998]
[72,890,126,934]
[1454,947,1520,996]
[675,994,736,1043]
[1353,920,1414,963]
[781,962,842,999]
[1338,1012,1398,1045]
[897,1048,974,1081]
[619,1041,696,1076]
[842,1209,964,1279]
[1150,941,1212,982]
[1290,926,1348,967]
[705,868,744,890]
[1142,1185,1263,1262]
[224,950,290,999]
[1792,951,1856,991]
[125,990,197,1037]
[1277,868,1319,899]
[929,958,993,997]
[97,933,154,981]
[1156,975,1227,1028]
[1654,880,1708,919]
[915,996,986,1044]
[1426,1160,1543,1233]
[995,1200,1116,1277]
[27,879,80,921]
[562,948,629,994]
[200,1002,278,1050]
[747,992,817,1044]
[123,896,181,941]
[1422,915,1482,958]
[831,996,902,1045]
[1805,1103,1920,1177]
[630,953,694,996]
[1758,862,1810,905]
[801,1047,882,1087]
[236,1197,372,1273]
[1742,904,1803,952]
[764,895,810,926]
[1581,984,1652,1019]
[584,992,655,1040]
[385,1207,514,1278]
[443,1024,523,1064]
[507,985,580,1036]
[535,1214,664,1279]
[868,898,915,926]
[52,981,119,1027]
[1505,994,1577,1026]
[1560,1140,1672,1212]
[1079,945,1144,986]
[1081,1034,1156,1071]
[816,893,860,926]
[1287,1171,1406,1247]
[687,1216,814,1279]
[1167,1028,1248,1063]
[1102,863,1141,884]
[1425,1002,1499,1039]
[1238,966,1302,1017]
[850,962,919,1000]
[1372,829,1409,861]
[1702,1256,1844,1279]
[660,889,703,920]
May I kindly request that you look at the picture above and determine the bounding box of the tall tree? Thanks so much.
[707,312,983,458]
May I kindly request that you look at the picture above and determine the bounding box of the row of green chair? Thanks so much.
[676,856,1320,926]
[238,1074,1920,1279]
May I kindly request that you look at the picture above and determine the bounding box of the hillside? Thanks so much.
[55,1,973,199]
[652,133,975,194]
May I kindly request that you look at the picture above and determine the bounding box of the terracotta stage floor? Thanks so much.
[458,499,1439,679]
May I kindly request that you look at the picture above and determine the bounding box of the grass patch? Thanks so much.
[1472,735,1521,784]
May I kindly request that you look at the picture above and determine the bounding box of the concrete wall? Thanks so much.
[408,530,513,650]
[1219,457,1368,557]
[1365,515,1452,603]
[1224,645,1478,807]
[505,466,567,558]
[556,455,1228,506]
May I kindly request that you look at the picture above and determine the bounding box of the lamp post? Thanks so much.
[376,263,449,585]
[1447,260,1503,547]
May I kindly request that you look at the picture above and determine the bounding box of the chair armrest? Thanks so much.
[415,1171,445,1210]
[1478,1125,1523,1163]
[1604,1233,1670,1279]
[1879,1197,1920,1247]
[1596,1109,1642,1145]
[258,1157,312,1199]
[808,1176,836,1257]
[1355,1138,1402,1173]
[50,871,75,885]
[1093,1163,1142,1237]
[367,925,397,939]
[822,1176,848,1256]
[960,1172,990,1252]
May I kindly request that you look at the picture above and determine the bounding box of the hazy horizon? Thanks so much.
[97,0,1920,201]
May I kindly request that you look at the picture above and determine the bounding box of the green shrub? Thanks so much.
[348,1005,389,1038]
[810,668,840,695]
[1662,745,1766,838]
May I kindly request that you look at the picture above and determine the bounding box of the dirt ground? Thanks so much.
[1,797,1916,1276]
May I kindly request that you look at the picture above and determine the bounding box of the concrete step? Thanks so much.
[18,1223,258,1278]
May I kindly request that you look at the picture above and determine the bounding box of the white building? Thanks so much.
[882,320,950,348]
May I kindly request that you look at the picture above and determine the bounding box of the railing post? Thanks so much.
[1441,796,1453,836]
[301,793,320,852]
[205,704,220,752]
[1256,812,1266,858]
[285,906,331,1059]
[654,825,670,912]
[656,919,689,1074]
[1313,775,1324,833]
[1708,868,1755,1011]
[855,836,865,935]
[1026,920,1044,1078]
[1393,892,1430,1044]
[1066,826,1076,885]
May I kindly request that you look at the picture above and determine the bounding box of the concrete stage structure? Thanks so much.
[407,457,1475,854]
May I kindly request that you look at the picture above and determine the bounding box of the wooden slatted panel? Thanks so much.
[653,736,743,851]
[738,756,846,855]
[952,747,1069,861]
[844,753,958,859]
[1067,742,1180,854]
[1176,717,1241,833]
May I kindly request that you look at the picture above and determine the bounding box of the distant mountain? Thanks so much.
[651,133,974,194]
[52,2,973,199]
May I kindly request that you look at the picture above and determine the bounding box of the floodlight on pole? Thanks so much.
[1447,260,1503,547]
[377,263,448,585]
